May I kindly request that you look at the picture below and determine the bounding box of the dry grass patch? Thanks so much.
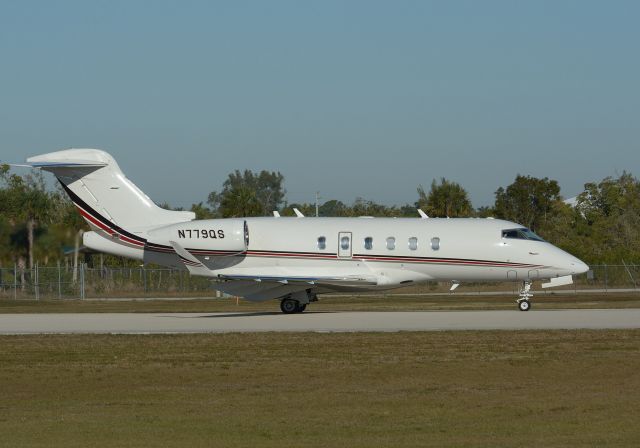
[0,292,639,314]
[1,331,639,447]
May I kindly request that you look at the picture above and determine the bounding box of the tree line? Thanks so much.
[1,163,639,268]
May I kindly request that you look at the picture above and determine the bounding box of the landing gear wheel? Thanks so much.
[280,299,299,314]
[516,281,533,312]
[296,303,307,313]
[518,300,531,312]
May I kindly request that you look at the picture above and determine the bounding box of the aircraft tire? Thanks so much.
[280,299,299,314]
[518,300,531,312]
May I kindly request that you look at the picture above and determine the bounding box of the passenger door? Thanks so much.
[338,232,352,258]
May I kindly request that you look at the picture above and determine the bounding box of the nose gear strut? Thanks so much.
[516,281,533,311]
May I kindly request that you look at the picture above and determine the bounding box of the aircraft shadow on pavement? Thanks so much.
[192,311,337,319]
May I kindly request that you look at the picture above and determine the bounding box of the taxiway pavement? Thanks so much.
[1,309,639,334]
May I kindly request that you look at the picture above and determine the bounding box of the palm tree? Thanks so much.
[417,178,473,217]
[0,168,55,269]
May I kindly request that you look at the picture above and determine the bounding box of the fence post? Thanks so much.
[141,267,146,294]
[604,264,608,293]
[13,263,17,300]
[57,261,62,299]
[35,263,40,300]
[80,263,85,300]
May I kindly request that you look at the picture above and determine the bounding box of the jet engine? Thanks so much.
[147,218,248,253]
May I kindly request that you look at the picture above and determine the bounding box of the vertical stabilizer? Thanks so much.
[26,149,195,233]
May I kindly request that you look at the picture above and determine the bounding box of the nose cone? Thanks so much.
[544,243,589,276]
[567,256,589,275]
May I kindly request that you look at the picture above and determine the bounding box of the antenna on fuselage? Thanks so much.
[417,209,429,219]
[293,208,304,218]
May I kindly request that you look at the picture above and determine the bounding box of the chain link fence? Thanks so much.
[0,263,213,300]
[0,264,638,300]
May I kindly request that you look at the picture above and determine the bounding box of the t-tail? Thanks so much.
[26,148,195,258]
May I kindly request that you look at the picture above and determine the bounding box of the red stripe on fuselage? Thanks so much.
[242,250,539,267]
[246,251,338,260]
[77,206,112,233]
[355,254,540,268]
[75,205,144,248]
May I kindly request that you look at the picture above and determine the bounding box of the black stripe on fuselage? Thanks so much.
[57,178,147,244]
[146,242,174,252]
[352,253,540,267]
[244,249,540,268]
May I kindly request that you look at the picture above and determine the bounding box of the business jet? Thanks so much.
[22,149,589,313]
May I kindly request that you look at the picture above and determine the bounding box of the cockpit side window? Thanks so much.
[502,228,545,242]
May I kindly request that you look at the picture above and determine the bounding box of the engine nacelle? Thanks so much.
[146,219,248,253]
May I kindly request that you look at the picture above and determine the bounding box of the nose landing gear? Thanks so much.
[516,281,533,311]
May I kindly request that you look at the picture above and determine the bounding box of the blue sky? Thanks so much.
[1,1,638,208]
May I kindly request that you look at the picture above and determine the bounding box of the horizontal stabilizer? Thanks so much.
[13,161,107,169]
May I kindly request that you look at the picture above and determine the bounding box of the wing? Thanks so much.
[171,240,377,302]
[211,280,310,302]
[212,274,377,302]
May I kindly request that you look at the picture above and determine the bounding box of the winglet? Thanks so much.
[293,208,304,218]
[273,211,281,218]
[417,209,429,219]
[169,241,213,276]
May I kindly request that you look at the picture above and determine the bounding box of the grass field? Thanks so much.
[1,331,639,447]
[1,292,639,314]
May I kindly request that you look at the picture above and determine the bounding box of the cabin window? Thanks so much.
[340,236,350,250]
[386,237,396,250]
[317,236,326,250]
[408,237,418,251]
[431,237,440,251]
[364,237,373,250]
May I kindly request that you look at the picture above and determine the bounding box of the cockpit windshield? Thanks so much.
[501,228,546,242]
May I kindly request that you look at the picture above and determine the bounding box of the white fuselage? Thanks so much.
[87,215,588,292]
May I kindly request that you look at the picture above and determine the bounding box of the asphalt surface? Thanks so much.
[1,309,639,334]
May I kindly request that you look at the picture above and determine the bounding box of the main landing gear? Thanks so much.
[516,281,533,311]
[280,290,317,314]
[280,299,306,314]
